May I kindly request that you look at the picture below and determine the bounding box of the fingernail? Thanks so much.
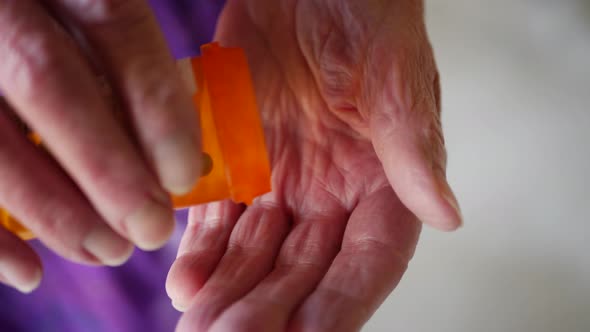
[0,267,42,294]
[172,300,188,312]
[154,132,201,195]
[18,267,42,294]
[124,200,175,251]
[438,178,463,229]
[83,224,134,266]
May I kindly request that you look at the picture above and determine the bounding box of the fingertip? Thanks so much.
[424,216,462,232]
[427,175,463,232]
[124,200,176,251]
[165,262,182,303]
[103,242,135,267]
[16,266,42,294]
[165,254,208,309]
[154,131,202,196]
[172,300,188,312]
[405,177,463,233]
[0,227,43,293]
[371,116,462,232]
[83,224,135,267]
[380,158,463,232]
[0,261,43,294]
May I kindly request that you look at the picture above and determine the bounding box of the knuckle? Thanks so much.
[35,201,76,237]
[68,0,140,23]
[317,31,360,108]
[88,0,129,15]
[314,36,367,117]
[81,157,113,191]
[140,92,181,138]
[82,152,144,198]
[0,24,65,101]
[225,242,266,259]
[68,0,154,36]
[130,58,175,106]
[342,237,404,260]
[213,310,265,332]
[128,60,188,136]
[7,186,84,248]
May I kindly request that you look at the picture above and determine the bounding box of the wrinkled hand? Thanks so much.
[167,0,462,331]
[0,0,202,293]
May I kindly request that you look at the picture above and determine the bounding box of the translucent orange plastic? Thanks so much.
[173,42,271,207]
[0,42,271,240]
[0,210,34,240]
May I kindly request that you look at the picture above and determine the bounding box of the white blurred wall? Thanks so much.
[367,1,590,331]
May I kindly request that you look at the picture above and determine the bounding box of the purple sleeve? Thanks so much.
[148,0,226,58]
[0,2,225,332]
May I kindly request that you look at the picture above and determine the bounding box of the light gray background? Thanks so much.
[366,1,590,331]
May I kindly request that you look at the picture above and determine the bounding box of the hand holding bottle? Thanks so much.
[0,0,203,293]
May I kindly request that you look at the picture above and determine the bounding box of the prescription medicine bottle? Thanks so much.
[0,43,271,240]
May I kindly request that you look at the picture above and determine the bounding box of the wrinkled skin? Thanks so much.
[167,1,461,331]
[0,0,204,293]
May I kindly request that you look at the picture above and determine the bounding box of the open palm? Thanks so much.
[167,1,461,331]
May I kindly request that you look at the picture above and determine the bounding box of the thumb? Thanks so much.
[368,71,462,231]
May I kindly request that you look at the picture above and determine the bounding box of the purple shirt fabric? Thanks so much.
[0,1,225,331]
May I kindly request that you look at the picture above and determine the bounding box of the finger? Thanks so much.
[176,198,290,332]
[208,203,349,332]
[49,0,202,195]
[166,201,244,311]
[0,1,174,250]
[0,226,42,293]
[0,104,133,266]
[366,38,462,231]
[290,188,421,332]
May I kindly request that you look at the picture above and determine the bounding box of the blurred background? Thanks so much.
[367,0,590,331]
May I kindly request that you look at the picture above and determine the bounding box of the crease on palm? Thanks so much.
[179,0,418,255]
[170,1,422,327]
[216,1,392,210]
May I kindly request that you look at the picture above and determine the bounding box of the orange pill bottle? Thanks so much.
[0,43,271,240]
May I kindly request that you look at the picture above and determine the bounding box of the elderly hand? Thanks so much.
[0,0,202,293]
[167,0,461,331]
